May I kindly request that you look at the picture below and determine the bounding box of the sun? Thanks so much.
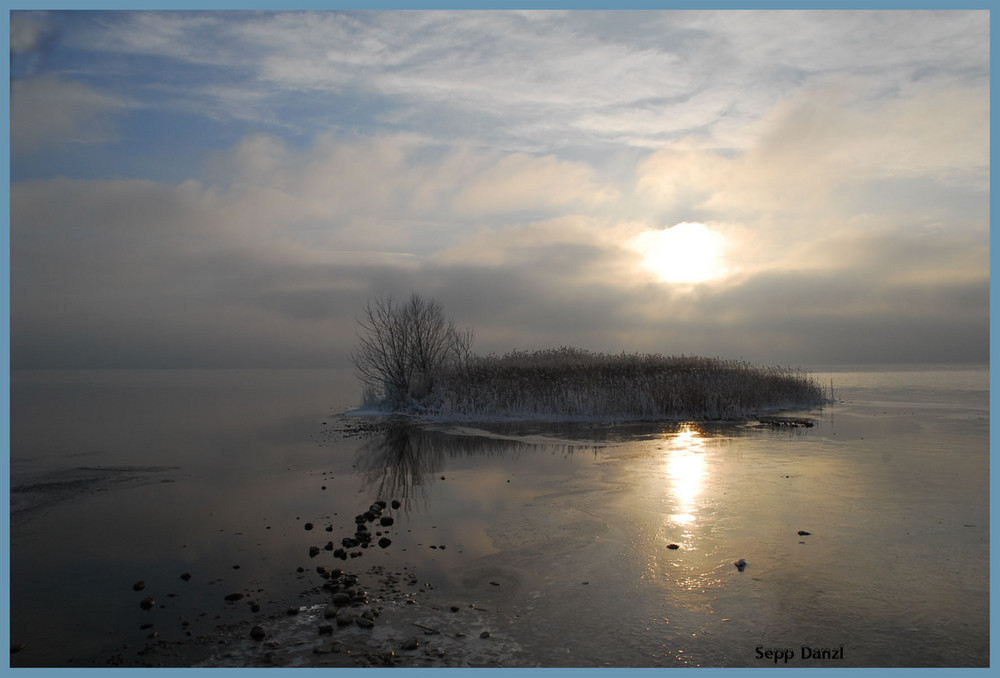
[630,222,727,284]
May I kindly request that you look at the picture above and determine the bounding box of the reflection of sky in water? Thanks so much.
[10,368,990,668]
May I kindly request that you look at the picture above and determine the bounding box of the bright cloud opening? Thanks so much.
[630,222,728,284]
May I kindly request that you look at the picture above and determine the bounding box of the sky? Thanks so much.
[9,9,990,369]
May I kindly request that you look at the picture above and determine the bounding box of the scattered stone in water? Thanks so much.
[402,637,420,651]
[356,617,375,629]
[139,623,154,630]
[225,592,244,602]
[378,537,392,549]
[132,581,145,592]
[667,543,680,550]
[375,500,388,510]
[331,592,352,606]
[334,548,348,560]
[318,624,334,636]
[489,581,500,586]
[139,597,155,610]
[380,516,394,527]
[304,522,314,531]
[250,626,266,641]
[734,558,747,572]
[336,613,354,627]
[287,607,301,616]
[391,500,401,510]
[480,631,491,639]
[797,530,811,536]
[309,546,320,558]
[250,603,261,613]
[450,606,460,613]
[180,572,192,581]
[324,541,335,551]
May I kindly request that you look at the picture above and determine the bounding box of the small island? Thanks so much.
[353,294,826,421]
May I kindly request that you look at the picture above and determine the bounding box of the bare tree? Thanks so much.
[352,293,474,409]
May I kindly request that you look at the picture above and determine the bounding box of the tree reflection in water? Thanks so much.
[353,424,604,512]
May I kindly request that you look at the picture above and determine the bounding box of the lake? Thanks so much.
[8,364,989,667]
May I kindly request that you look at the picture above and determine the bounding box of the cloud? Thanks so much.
[11,75,132,153]
[10,11,990,369]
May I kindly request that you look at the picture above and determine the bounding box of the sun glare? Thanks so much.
[631,222,727,284]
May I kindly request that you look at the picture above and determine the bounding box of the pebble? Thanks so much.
[318,624,334,636]
[734,558,747,572]
[797,530,811,536]
[132,581,145,591]
[309,546,320,557]
[480,631,491,639]
[402,637,420,651]
[225,592,244,602]
[180,572,192,581]
[356,617,375,629]
[378,537,392,549]
[380,516,394,527]
[305,523,314,531]
[391,500,401,509]
[139,597,155,610]
[667,543,680,550]
[250,626,266,641]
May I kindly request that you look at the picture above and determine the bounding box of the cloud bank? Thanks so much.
[10,10,989,368]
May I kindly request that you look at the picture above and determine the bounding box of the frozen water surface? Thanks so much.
[9,366,988,667]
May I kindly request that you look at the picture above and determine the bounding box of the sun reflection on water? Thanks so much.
[665,424,707,526]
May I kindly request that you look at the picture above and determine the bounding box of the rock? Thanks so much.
[667,543,680,550]
[286,606,300,616]
[374,500,388,509]
[304,522,314,531]
[132,581,145,591]
[11,643,26,654]
[479,631,491,639]
[450,606,460,612]
[356,616,375,629]
[324,541,335,551]
[319,624,334,636]
[225,592,244,602]
[363,511,377,522]
[379,516,394,527]
[250,626,266,641]
[324,604,339,619]
[139,597,155,610]
[378,537,392,549]
[733,558,747,572]
[309,546,320,557]
[797,530,811,536]
[331,592,352,606]
[402,637,420,651]
[334,548,348,560]
[336,613,354,627]
[391,500,401,510]
[180,572,192,581]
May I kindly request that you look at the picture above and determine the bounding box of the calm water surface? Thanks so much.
[8,365,989,667]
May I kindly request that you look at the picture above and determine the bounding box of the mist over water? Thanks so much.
[9,366,988,667]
